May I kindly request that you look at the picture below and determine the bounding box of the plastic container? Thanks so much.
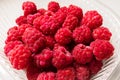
[0,0,120,80]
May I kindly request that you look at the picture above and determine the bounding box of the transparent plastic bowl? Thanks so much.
[0,0,120,80]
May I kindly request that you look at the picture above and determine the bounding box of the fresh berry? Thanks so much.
[37,8,46,15]
[48,1,60,12]
[22,1,37,16]
[93,27,112,40]
[62,15,78,31]
[88,59,103,75]
[8,44,31,69]
[22,27,46,53]
[90,39,114,60]
[56,67,76,80]
[45,36,56,49]
[73,25,92,44]
[37,72,55,80]
[4,41,22,55]
[57,6,68,14]
[81,10,103,30]
[75,65,90,80]
[55,28,72,45]
[34,48,53,68]
[68,5,83,21]
[16,16,27,25]
[52,45,73,69]
[72,44,93,64]
[27,13,41,24]
[40,17,60,35]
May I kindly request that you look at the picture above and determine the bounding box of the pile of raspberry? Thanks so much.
[4,1,114,80]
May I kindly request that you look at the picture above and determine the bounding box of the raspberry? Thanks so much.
[68,5,83,21]
[22,27,46,53]
[75,65,90,80]
[37,72,55,80]
[4,41,22,55]
[81,10,103,30]
[90,39,114,60]
[62,15,78,31]
[37,8,46,15]
[34,48,53,68]
[72,44,93,64]
[8,44,31,69]
[27,13,41,24]
[88,59,103,75]
[55,28,72,45]
[33,15,50,30]
[22,1,37,16]
[56,67,76,80]
[16,16,27,25]
[52,45,73,69]
[40,17,60,35]
[58,6,68,14]
[48,1,60,12]
[93,27,112,40]
[45,36,56,49]
[73,26,92,44]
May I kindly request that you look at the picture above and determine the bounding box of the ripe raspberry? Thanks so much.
[72,44,93,64]
[73,25,92,44]
[37,8,46,15]
[40,17,60,35]
[27,13,41,24]
[88,59,103,75]
[37,72,55,80]
[81,10,103,30]
[93,27,112,40]
[45,36,56,49]
[22,27,46,53]
[22,1,37,16]
[48,1,60,12]
[4,41,22,55]
[75,65,90,80]
[52,45,73,69]
[68,5,83,21]
[16,16,27,25]
[90,39,114,60]
[55,28,72,45]
[56,67,76,80]
[62,15,78,31]
[58,6,68,14]
[33,15,50,30]
[34,48,53,68]
[8,44,31,69]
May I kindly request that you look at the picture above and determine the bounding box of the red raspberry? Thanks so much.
[62,15,78,31]
[22,1,37,16]
[68,5,83,21]
[75,65,90,80]
[40,17,60,35]
[37,8,46,15]
[88,59,103,75]
[37,72,55,80]
[4,41,22,55]
[45,36,56,49]
[58,6,68,14]
[8,44,31,69]
[81,10,103,30]
[34,48,53,68]
[72,44,93,64]
[56,67,76,80]
[73,26,92,44]
[93,27,112,40]
[27,13,41,24]
[33,15,50,30]
[55,28,72,45]
[48,1,60,12]
[52,45,73,69]
[90,39,114,60]
[22,27,46,53]
[16,16,27,25]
